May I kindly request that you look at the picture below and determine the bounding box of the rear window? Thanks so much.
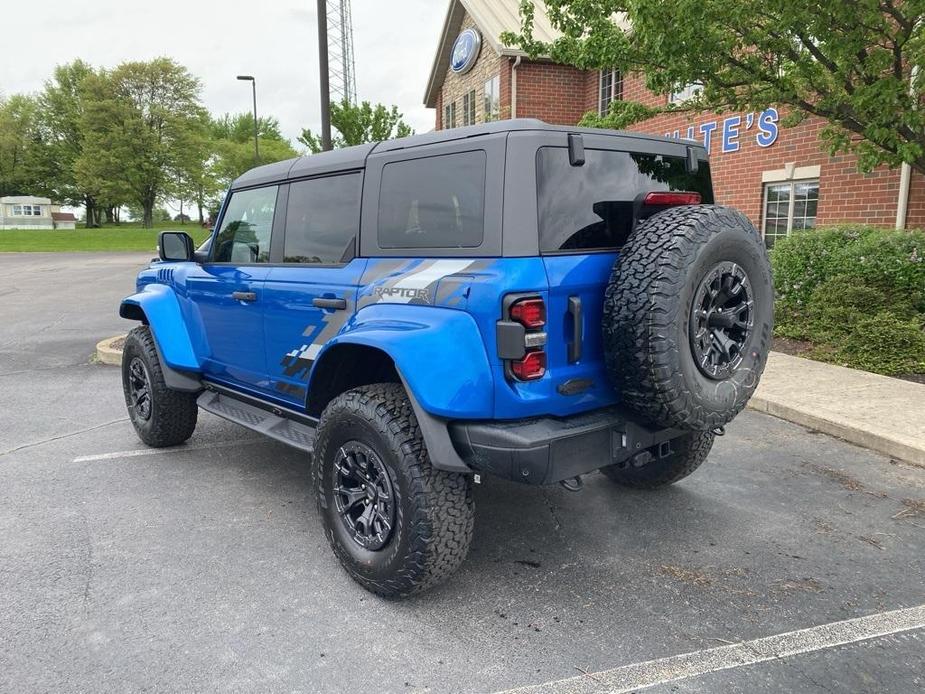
[378,151,486,249]
[536,147,714,253]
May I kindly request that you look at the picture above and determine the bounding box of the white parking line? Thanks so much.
[500,604,925,694]
[71,438,265,463]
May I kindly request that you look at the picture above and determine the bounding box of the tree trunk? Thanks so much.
[85,197,98,228]
[105,206,115,224]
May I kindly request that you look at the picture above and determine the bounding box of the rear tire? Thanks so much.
[601,431,715,489]
[314,383,475,598]
[121,326,198,448]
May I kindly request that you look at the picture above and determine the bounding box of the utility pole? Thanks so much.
[316,0,333,151]
[236,75,260,165]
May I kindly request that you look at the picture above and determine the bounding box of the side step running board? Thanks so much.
[197,390,316,454]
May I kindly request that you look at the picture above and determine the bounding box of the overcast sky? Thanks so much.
[0,0,448,145]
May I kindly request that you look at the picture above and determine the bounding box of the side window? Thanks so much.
[378,151,486,249]
[212,185,278,263]
[284,173,362,264]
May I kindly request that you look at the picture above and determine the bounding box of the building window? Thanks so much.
[599,69,623,116]
[462,90,476,126]
[483,75,500,122]
[669,83,703,104]
[444,101,457,129]
[10,204,41,216]
[762,180,819,247]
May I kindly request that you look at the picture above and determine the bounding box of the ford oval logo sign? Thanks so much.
[450,28,481,74]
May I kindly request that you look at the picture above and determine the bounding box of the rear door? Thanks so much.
[184,184,281,394]
[263,172,366,406]
[536,144,714,408]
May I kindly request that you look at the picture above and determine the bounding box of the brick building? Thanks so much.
[424,0,925,244]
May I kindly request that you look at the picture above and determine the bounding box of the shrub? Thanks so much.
[772,225,925,315]
[829,313,925,375]
[770,225,925,375]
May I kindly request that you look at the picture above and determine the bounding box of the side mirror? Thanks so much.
[158,231,195,262]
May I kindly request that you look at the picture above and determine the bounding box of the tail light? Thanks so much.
[509,297,546,329]
[498,294,547,382]
[511,351,546,381]
[644,191,702,206]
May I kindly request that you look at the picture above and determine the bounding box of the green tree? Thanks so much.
[0,94,41,197]
[503,0,925,174]
[210,112,298,187]
[31,60,98,222]
[299,100,413,153]
[76,58,208,228]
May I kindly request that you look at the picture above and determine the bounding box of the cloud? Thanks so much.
[1,0,448,143]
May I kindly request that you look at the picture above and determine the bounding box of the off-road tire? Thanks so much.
[314,383,475,599]
[601,431,715,489]
[603,205,773,431]
[121,325,198,447]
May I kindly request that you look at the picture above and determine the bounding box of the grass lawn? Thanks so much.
[0,224,212,253]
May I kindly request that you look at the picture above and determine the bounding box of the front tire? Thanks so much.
[601,431,715,489]
[121,326,198,447]
[314,383,474,599]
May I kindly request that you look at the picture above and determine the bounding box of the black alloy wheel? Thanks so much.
[127,356,153,421]
[333,441,396,551]
[690,261,754,380]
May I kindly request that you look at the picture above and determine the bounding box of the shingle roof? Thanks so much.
[51,212,77,222]
[424,0,562,109]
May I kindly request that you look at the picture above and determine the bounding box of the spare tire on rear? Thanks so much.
[602,204,773,431]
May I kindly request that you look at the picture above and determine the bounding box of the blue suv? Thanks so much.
[120,120,773,597]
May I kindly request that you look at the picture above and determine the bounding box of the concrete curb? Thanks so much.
[747,352,925,466]
[747,396,925,466]
[95,335,125,366]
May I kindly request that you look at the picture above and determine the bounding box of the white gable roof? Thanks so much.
[424,0,563,108]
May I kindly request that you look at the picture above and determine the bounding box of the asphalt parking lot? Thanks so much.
[1,252,923,693]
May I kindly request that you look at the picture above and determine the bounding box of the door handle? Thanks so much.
[232,291,257,302]
[312,297,347,310]
[567,295,582,363]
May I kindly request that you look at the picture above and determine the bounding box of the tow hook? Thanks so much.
[560,476,583,492]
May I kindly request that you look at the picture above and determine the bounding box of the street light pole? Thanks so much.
[316,0,333,151]
[236,75,260,165]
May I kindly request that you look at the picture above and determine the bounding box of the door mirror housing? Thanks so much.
[158,231,195,262]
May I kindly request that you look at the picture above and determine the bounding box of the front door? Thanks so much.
[185,184,281,395]
[262,172,366,407]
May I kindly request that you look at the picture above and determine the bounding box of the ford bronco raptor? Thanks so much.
[120,120,773,598]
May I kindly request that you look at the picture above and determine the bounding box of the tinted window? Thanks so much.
[284,174,362,263]
[536,148,714,253]
[212,186,278,263]
[378,151,486,249]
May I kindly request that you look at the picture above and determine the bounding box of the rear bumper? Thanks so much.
[448,407,682,485]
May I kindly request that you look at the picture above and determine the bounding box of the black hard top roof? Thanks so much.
[230,119,703,189]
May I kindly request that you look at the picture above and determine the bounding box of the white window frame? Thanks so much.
[668,83,703,104]
[761,178,820,245]
[599,69,623,116]
[483,75,500,122]
[444,101,457,129]
[10,204,42,216]
[462,89,476,126]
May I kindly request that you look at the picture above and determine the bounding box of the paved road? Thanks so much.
[1,253,923,693]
